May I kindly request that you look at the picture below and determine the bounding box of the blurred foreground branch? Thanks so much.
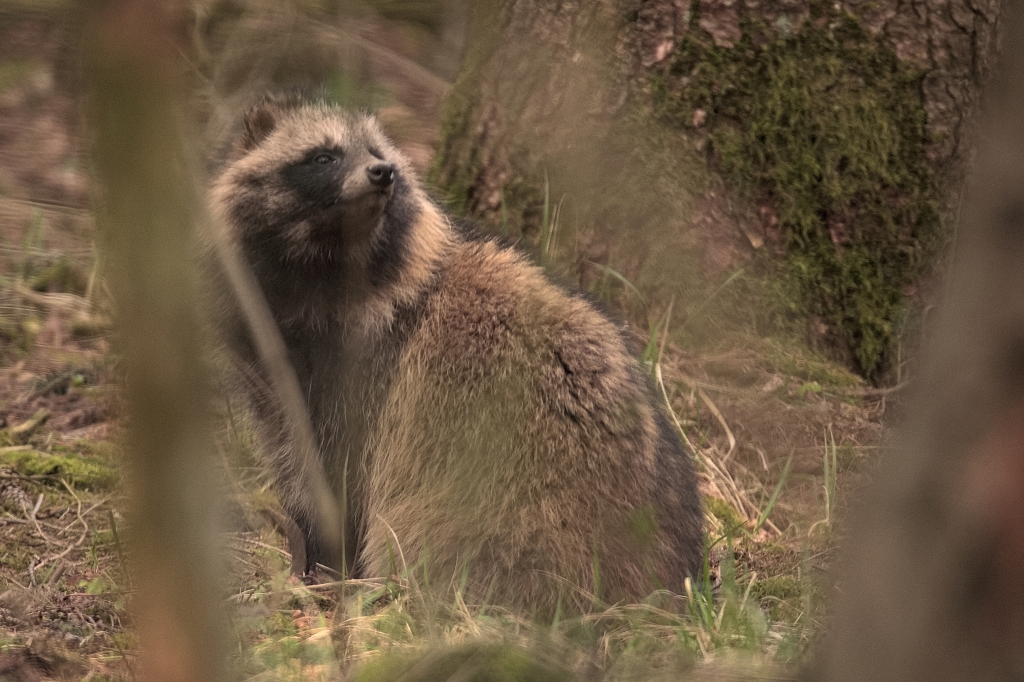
[817,3,1024,680]
[85,1,225,680]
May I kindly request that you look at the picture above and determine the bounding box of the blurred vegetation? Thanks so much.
[653,7,939,379]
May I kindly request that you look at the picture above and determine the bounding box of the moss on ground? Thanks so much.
[759,338,862,390]
[0,446,118,491]
[353,643,573,682]
[653,7,940,379]
[748,574,805,622]
[705,495,745,531]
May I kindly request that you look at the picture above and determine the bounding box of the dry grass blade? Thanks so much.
[31,479,90,579]
[695,385,737,461]
[28,494,58,548]
[657,365,781,535]
[231,534,293,561]
[709,447,781,535]
[704,449,781,535]
[654,334,764,526]
[655,364,696,454]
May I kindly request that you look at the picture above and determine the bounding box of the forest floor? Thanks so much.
[0,6,896,681]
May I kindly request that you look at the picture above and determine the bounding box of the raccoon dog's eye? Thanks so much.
[368,147,384,160]
[314,153,336,165]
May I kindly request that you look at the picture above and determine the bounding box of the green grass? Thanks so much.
[538,171,566,264]
[211,455,825,679]
[225,554,816,680]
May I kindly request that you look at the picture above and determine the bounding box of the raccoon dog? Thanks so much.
[211,94,704,613]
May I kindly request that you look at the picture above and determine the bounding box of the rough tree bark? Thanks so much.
[635,0,1002,184]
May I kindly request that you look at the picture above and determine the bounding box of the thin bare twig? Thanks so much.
[32,479,90,575]
[29,494,59,547]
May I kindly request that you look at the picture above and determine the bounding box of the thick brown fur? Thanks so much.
[211,94,704,613]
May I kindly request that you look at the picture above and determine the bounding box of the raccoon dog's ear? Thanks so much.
[238,103,277,153]
[237,92,304,154]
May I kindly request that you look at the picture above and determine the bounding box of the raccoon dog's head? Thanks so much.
[212,94,419,268]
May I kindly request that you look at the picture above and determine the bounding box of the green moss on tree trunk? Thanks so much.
[654,9,940,378]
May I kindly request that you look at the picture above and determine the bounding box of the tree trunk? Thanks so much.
[635,0,1002,184]
[431,0,1003,379]
[433,0,701,307]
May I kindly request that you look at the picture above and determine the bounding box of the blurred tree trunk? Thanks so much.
[87,1,225,680]
[433,0,668,291]
[816,1,1024,677]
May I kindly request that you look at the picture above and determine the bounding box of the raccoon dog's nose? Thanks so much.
[367,163,396,188]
